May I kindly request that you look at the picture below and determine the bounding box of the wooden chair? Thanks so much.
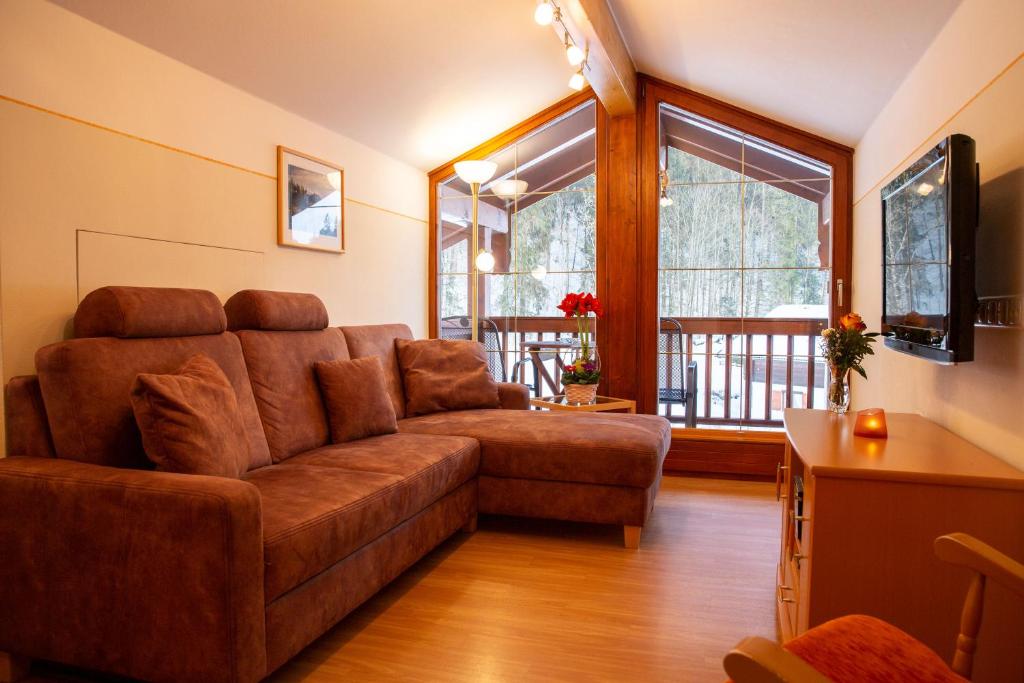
[723,533,1024,682]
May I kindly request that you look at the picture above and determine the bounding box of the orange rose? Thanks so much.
[838,312,867,332]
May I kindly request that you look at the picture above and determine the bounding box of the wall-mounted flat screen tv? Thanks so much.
[881,134,978,363]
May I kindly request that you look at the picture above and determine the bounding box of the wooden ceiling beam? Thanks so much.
[559,0,637,116]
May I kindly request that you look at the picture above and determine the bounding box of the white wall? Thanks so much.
[0,0,429,394]
[851,0,1024,468]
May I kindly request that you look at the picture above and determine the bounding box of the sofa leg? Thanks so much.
[0,652,29,682]
[624,525,642,549]
[462,513,478,533]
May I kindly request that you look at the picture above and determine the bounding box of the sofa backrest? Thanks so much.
[35,287,272,470]
[5,375,56,459]
[225,290,349,463]
[340,324,414,419]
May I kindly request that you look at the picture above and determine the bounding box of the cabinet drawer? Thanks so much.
[776,566,798,641]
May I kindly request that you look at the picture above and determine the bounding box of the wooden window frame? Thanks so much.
[426,89,598,338]
[637,74,854,417]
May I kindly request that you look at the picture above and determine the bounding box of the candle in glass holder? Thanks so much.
[854,408,888,438]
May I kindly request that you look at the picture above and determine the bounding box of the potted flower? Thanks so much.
[819,312,880,414]
[557,292,603,404]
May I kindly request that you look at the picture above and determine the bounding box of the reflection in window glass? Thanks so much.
[435,100,597,385]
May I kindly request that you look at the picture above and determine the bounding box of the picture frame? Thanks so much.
[277,146,345,253]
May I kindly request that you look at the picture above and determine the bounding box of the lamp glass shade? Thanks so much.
[854,408,888,438]
[491,179,528,200]
[568,70,585,91]
[534,1,554,25]
[659,191,673,207]
[454,160,497,185]
[566,44,585,66]
[475,250,496,273]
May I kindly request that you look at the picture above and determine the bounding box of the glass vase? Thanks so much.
[827,367,850,414]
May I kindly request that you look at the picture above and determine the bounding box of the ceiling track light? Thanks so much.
[533,0,589,92]
[565,32,585,66]
[534,0,557,26]
[568,67,586,91]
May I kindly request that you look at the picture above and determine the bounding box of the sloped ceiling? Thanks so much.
[609,0,961,146]
[52,0,960,170]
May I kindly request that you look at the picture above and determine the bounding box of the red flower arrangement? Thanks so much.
[558,292,603,386]
[557,292,604,319]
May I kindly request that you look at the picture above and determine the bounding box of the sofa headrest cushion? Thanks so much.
[224,289,329,331]
[74,286,227,339]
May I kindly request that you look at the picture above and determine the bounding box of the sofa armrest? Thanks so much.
[497,381,530,410]
[0,457,266,683]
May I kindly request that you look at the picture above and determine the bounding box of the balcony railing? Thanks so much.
[442,315,828,429]
[658,317,828,428]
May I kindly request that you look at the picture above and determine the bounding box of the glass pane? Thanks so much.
[440,236,468,274]
[490,271,597,319]
[741,268,829,318]
[660,269,742,318]
[740,136,831,185]
[743,180,831,269]
[659,182,742,269]
[482,273,516,318]
[514,176,596,275]
[909,264,949,315]
[438,274,469,320]
[437,193,509,246]
[661,106,744,184]
[512,101,596,198]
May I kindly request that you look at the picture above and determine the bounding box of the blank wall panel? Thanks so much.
[77,230,265,302]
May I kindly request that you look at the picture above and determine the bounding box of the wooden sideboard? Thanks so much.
[778,408,1024,682]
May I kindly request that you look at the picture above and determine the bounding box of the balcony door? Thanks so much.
[648,97,849,429]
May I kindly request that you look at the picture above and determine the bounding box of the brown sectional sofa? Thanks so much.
[0,287,670,682]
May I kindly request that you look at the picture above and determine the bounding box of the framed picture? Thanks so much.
[277,146,345,253]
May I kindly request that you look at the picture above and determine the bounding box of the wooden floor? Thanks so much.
[31,477,780,683]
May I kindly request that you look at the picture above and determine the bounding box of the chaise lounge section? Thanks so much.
[337,322,670,548]
[0,287,669,682]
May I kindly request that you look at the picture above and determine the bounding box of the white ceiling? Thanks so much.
[609,0,961,147]
[50,0,573,171]
[52,0,960,170]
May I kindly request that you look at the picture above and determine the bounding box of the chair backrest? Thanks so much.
[658,317,684,397]
[934,532,1024,678]
[724,533,1024,682]
[659,318,698,427]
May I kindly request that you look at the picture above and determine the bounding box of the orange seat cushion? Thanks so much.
[784,615,967,683]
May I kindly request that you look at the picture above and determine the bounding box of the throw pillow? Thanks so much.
[395,338,500,417]
[315,356,398,443]
[130,354,250,477]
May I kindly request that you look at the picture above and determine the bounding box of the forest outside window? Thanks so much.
[657,104,833,427]
[435,99,597,390]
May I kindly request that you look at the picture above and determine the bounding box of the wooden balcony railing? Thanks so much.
[454,315,828,429]
[659,317,828,428]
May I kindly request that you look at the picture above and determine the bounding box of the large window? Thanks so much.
[657,104,833,427]
[434,100,597,389]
